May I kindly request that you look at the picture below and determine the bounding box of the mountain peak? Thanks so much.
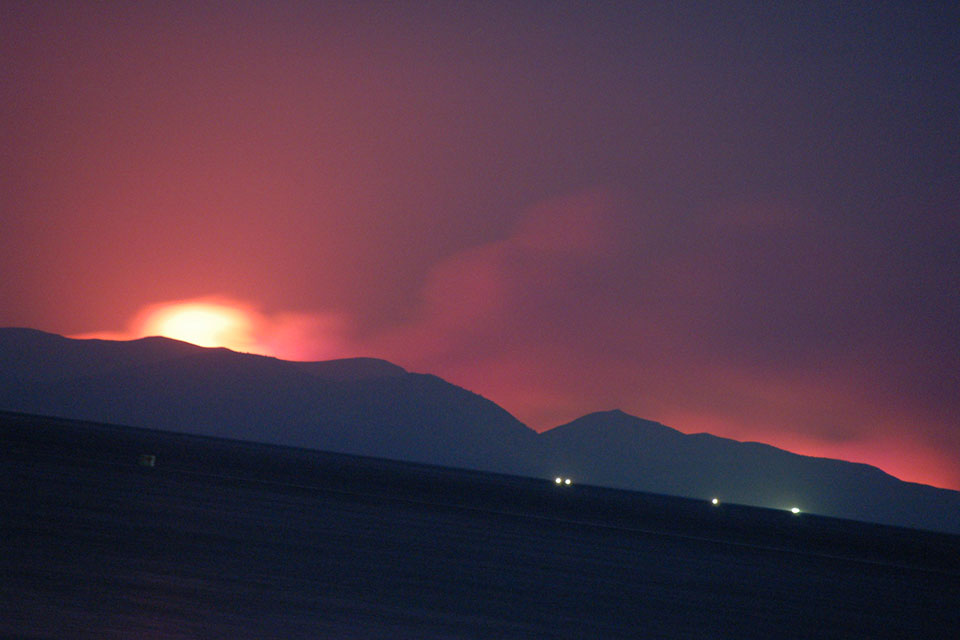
[549,409,682,438]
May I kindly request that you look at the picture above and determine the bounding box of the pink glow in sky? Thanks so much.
[3,3,959,489]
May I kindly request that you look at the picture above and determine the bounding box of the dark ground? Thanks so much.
[2,412,959,639]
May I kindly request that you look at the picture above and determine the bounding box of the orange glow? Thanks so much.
[135,300,259,352]
[72,297,353,362]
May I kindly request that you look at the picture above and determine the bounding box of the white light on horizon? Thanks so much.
[711,498,719,505]
[791,507,801,514]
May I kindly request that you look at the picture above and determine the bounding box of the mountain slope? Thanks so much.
[539,410,960,533]
[0,328,540,476]
[2,328,958,533]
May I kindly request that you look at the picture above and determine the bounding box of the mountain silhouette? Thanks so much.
[0,328,540,476]
[2,327,958,533]
[540,409,960,533]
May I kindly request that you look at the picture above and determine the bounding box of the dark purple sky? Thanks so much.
[2,2,958,488]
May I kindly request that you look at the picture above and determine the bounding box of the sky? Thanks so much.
[2,1,958,489]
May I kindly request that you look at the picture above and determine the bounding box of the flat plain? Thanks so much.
[2,413,958,639]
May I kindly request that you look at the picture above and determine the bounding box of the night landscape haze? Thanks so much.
[2,2,959,636]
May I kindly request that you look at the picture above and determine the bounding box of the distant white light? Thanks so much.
[711,498,719,505]
[564,478,572,485]
[555,477,563,484]
[791,507,801,514]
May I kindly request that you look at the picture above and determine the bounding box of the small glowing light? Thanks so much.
[711,498,719,505]
[791,507,801,514]
[555,477,563,484]
[564,478,572,485]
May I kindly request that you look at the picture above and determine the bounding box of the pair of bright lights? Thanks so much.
[554,477,572,485]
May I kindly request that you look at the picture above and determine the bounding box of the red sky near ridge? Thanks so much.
[2,3,959,490]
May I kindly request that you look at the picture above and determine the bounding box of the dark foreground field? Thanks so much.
[2,412,959,639]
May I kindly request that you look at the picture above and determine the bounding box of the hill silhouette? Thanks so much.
[2,327,958,533]
[0,328,539,476]
[540,409,960,533]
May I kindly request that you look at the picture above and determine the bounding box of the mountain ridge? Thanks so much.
[1,327,957,534]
